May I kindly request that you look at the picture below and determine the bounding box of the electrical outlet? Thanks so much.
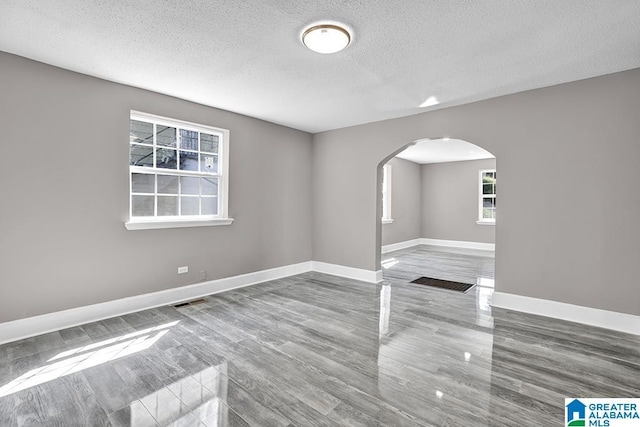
[178,266,188,274]
[200,270,207,281]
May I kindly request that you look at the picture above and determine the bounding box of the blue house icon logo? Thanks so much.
[566,399,586,426]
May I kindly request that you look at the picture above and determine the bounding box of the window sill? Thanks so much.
[382,218,394,224]
[125,218,234,231]
[476,220,495,226]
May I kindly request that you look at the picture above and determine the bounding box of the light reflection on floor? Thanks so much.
[1,245,631,426]
[130,363,228,426]
[0,321,179,398]
[378,245,495,411]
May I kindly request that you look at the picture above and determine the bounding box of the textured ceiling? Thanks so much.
[397,139,494,164]
[1,1,639,133]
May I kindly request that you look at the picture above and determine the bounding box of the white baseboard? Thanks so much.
[421,238,495,251]
[311,261,382,284]
[381,238,422,254]
[0,260,386,345]
[0,262,312,345]
[492,292,640,336]
[381,238,495,253]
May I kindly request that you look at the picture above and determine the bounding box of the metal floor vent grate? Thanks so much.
[410,277,475,293]
[172,298,207,308]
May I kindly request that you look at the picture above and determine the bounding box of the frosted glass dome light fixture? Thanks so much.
[302,24,351,54]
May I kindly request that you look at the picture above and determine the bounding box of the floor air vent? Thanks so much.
[410,277,474,293]
[172,298,207,308]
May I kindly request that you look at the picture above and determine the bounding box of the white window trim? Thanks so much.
[125,111,233,230]
[125,218,233,231]
[382,164,393,224]
[478,169,496,225]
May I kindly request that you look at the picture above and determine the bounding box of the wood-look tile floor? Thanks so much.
[0,245,638,426]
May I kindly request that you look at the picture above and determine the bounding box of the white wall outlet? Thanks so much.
[199,270,207,281]
[178,266,188,274]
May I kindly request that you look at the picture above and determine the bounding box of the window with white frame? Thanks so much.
[382,164,393,223]
[479,169,496,223]
[126,111,232,230]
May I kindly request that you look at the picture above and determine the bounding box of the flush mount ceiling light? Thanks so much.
[302,24,351,54]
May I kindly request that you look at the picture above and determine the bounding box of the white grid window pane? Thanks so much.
[200,154,218,173]
[179,151,199,171]
[201,177,218,196]
[156,126,176,147]
[479,170,497,221]
[157,175,179,194]
[129,112,226,221]
[156,148,177,169]
[181,197,199,216]
[132,173,154,193]
[200,133,218,153]
[179,129,198,150]
[132,195,154,216]
[202,197,218,215]
[180,176,200,195]
[130,145,154,167]
[158,196,178,216]
[130,120,153,145]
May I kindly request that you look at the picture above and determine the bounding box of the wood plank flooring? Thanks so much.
[0,245,638,426]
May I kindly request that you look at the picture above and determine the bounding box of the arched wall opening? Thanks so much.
[312,71,639,326]
[375,137,497,280]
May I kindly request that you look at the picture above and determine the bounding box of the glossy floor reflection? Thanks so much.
[0,246,638,426]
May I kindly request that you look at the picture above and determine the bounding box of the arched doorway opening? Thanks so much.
[376,137,496,299]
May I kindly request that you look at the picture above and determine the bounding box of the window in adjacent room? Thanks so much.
[478,169,496,224]
[382,164,393,224]
[125,111,233,230]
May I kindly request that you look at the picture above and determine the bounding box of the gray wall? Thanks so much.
[0,52,313,323]
[2,51,639,323]
[381,158,421,246]
[421,158,496,244]
[312,68,640,316]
